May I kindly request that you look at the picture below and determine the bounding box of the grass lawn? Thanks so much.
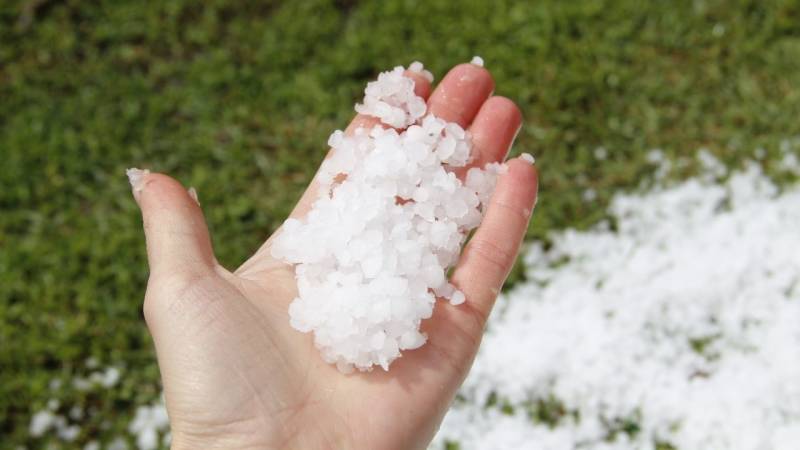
[3,0,800,447]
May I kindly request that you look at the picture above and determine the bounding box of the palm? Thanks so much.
[133,63,538,450]
[155,256,468,449]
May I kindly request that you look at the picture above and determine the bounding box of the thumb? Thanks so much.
[127,168,217,279]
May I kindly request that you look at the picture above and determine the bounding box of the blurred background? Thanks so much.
[3,0,800,448]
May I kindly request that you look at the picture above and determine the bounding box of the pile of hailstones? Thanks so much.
[271,61,506,373]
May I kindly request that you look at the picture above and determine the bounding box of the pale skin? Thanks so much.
[131,63,539,450]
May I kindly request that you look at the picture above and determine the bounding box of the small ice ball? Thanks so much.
[449,290,466,306]
[445,197,469,219]
[413,186,431,202]
[370,331,387,350]
[434,282,456,299]
[408,61,434,83]
[400,330,427,349]
[422,265,446,287]
[520,152,536,164]
[470,55,484,67]
[429,221,451,248]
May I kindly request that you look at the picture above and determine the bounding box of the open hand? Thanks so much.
[131,62,538,450]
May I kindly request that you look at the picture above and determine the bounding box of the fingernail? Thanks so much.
[520,153,536,164]
[187,187,200,206]
[125,167,150,202]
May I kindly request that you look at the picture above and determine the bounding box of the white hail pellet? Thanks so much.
[408,60,434,83]
[520,153,535,164]
[271,62,506,372]
[470,55,484,67]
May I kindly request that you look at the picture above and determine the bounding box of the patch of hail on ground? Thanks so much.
[271,58,508,373]
[129,400,171,450]
[28,364,170,450]
[431,150,800,450]
[30,364,123,443]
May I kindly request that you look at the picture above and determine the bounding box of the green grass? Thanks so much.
[3,0,800,447]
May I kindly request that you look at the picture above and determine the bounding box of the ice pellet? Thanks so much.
[520,153,535,164]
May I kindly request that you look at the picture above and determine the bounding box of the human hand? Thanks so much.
[130,63,538,450]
